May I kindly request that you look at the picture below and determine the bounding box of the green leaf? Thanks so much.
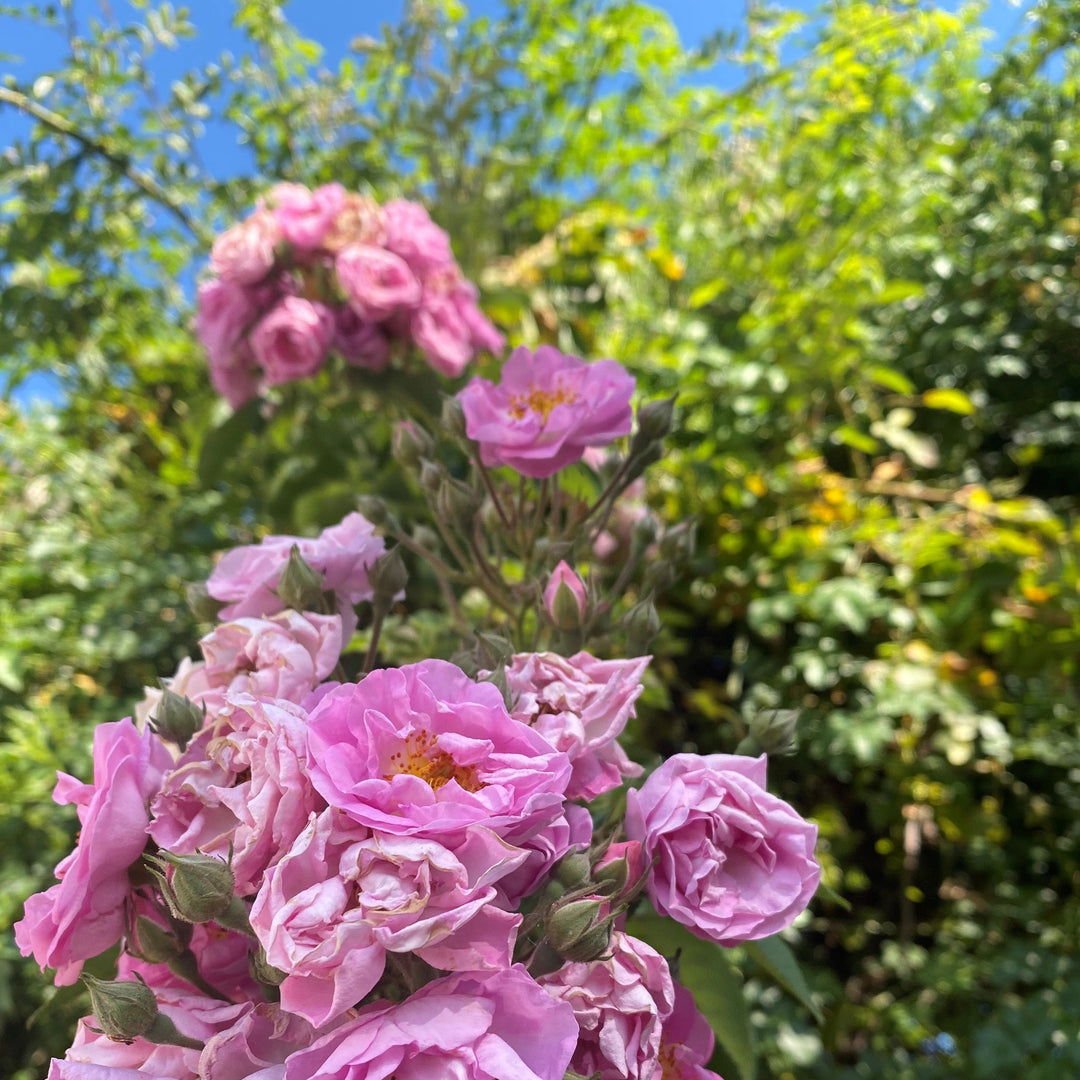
[833,425,879,454]
[197,400,263,487]
[688,278,726,309]
[743,936,823,1024]
[867,365,915,396]
[922,387,976,415]
[627,912,756,1080]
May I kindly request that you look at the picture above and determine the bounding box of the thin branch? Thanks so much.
[0,85,212,246]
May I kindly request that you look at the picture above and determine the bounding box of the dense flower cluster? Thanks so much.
[196,184,504,406]
[24,196,824,1080]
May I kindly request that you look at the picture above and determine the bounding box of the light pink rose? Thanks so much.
[304,660,571,846]
[251,809,528,1026]
[150,696,325,897]
[503,652,648,802]
[383,199,454,273]
[54,988,248,1080]
[539,931,675,1080]
[451,281,505,354]
[324,193,388,252]
[15,720,173,984]
[657,984,725,1080]
[199,610,343,705]
[196,280,258,364]
[410,292,472,377]
[268,182,346,249]
[458,345,635,478]
[250,296,335,386]
[281,966,579,1080]
[335,244,421,322]
[249,809,386,1027]
[208,348,260,410]
[211,210,281,285]
[332,307,391,370]
[200,1002,327,1080]
[206,511,385,621]
[625,753,820,944]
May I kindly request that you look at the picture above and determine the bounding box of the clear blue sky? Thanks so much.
[1,0,1039,408]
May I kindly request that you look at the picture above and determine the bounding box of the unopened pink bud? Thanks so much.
[544,561,587,630]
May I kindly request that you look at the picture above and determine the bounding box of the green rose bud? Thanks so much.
[276,545,325,612]
[148,689,204,752]
[145,850,235,925]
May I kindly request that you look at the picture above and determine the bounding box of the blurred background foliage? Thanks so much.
[2,0,1079,1077]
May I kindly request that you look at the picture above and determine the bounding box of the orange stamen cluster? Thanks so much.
[507,382,578,422]
[384,730,484,792]
[657,1042,688,1080]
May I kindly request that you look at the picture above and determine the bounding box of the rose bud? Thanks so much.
[545,895,614,963]
[148,688,205,752]
[144,850,235,925]
[544,561,587,631]
[82,975,202,1049]
[276,544,326,612]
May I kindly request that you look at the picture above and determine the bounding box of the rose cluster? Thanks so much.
[16,507,820,1080]
[196,183,504,406]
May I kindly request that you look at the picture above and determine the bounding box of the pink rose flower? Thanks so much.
[383,199,454,274]
[196,280,257,365]
[206,511,385,621]
[543,561,587,629]
[539,931,675,1080]
[199,610,343,705]
[335,244,422,322]
[332,307,391,371]
[200,1002,326,1080]
[268,182,346,250]
[250,296,335,386]
[210,209,281,284]
[657,984,726,1080]
[150,696,325,897]
[53,988,248,1080]
[304,660,571,846]
[15,719,173,984]
[281,966,579,1080]
[450,281,505,355]
[251,810,527,1026]
[324,192,388,252]
[625,753,820,944]
[410,292,472,377]
[498,802,593,906]
[503,652,648,802]
[458,345,635,478]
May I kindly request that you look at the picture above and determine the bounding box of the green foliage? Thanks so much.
[2,0,1079,1077]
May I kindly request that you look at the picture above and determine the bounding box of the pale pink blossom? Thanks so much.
[335,244,421,322]
[458,346,635,478]
[625,753,820,944]
[250,296,335,386]
[539,931,675,1080]
[15,720,173,984]
[199,610,343,706]
[383,199,454,274]
[281,966,579,1080]
[210,210,281,285]
[503,652,648,802]
[657,984,725,1080]
[207,512,385,621]
[304,660,571,846]
[268,182,346,249]
[410,292,472,377]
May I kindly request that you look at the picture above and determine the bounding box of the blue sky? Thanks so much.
[1,0,1039,408]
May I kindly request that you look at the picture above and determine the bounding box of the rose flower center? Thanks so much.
[508,383,578,422]
[384,730,484,792]
[657,1042,689,1080]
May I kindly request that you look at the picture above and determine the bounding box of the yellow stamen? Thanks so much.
[508,383,578,422]
[384,730,484,792]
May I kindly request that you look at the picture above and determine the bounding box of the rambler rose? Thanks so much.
[335,244,422,322]
[458,345,635,478]
[250,296,336,386]
[267,181,346,249]
[304,660,571,846]
[281,967,579,1080]
[206,511,385,621]
[210,209,281,284]
[502,651,648,802]
[626,753,820,945]
[15,720,173,984]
